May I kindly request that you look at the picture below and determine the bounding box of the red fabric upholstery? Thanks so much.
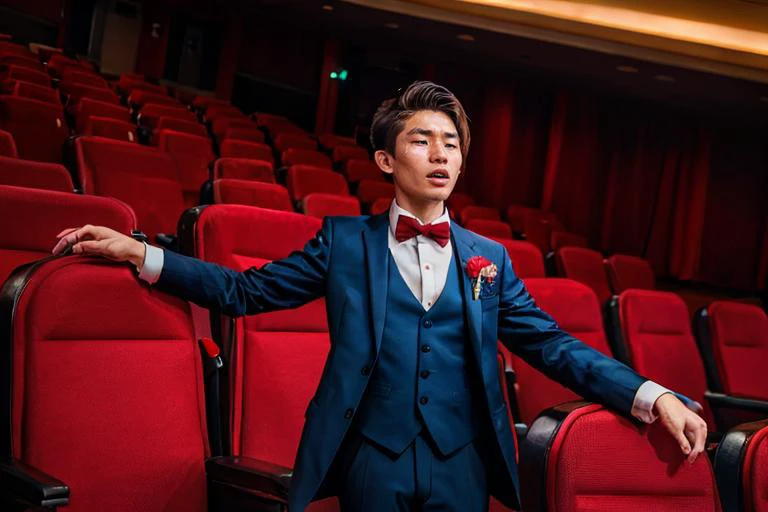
[72,98,130,132]
[530,404,721,512]
[0,97,69,163]
[318,133,356,149]
[153,117,207,138]
[82,116,137,142]
[618,290,715,428]
[138,103,197,128]
[157,130,214,208]
[273,133,317,153]
[191,95,229,111]
[281,148,332,169]
[213,179,292,211]
[219,140,273,164]
[61,68,106,88]
[550,231,588,251]
[0,128,17,157]
[556,247,612,305]
[466,219,513,239]
[0,155,73,192]
[75,136,184,239]
[128,89,180,107]
[61,83,120,111]
[344,159,383,183]
[331,145,368,163]
[370,197,391,215]
[119,78,166,96]
[286,165,348,201]
[605,254,656,293]
[742,422,768,512]
[513,279,613,423]
[252,112,289,127]
[222,127,265,143]
[0,65,50,87]
[213,158,274,182]
[211,117,257,139]
[0,54,44,72]
[205,105,243,121]
[302,193,361,218]
[6,257,208,511]
[0,184,135,283]
[356,179,394,205]
[706,301,768,401]
[446,192,474,217]
[491,238,545,278]
[506,205,529,233]
[460,205,501,224]
[6,80,59,104]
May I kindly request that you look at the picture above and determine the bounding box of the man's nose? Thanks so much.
[430,144,448,163]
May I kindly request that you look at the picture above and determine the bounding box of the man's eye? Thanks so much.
[445,143,457,149]
[413,140,427,145]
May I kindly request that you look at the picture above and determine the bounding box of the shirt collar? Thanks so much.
[388,199,451,240]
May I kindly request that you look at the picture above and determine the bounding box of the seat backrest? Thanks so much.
[513,279,613,423]
[0,257,208,512]
[0,128,17,157]
[1,65,50,87]
[192,95,229,111]
[465,219,513,239]
[153,117,207,138]
[204,104,243,121]
[8,80,59,104]
[82,116,136,142]
[521,403,721,512]
[605,254,656,293]
[75,136,184,239]
[699,301,768,401]
[356,179,394,204]
[213,179,292,211]
[344,159,382,183]
[222,127,265,144]
[0,96,69,163]
[556,247,612,305]
[219,139,273,164]
[318,133,356,150]
[61,68,106,88]
[331,145,368,163]
[72,98,130,132]
[445,191,473,218]
[550,231,587,251]
[61,84,120,111]
[156,130,214,207]
[273,132,317,153]
[0,155,73,192]
[281,148,332,169]
[491,238,545,278]
[0,184,135,283]
[213,157,274,182]
[286,165,348,201]
[210,117,258,139]
[302,193,361,218]
[128,89,180,108]
[615,289,715,428]
[460,205,500,224]
[138,103,196,127]
[714,419,768,512]
[506,204,530,233]
[369,196,391,215]
[181,205,328,467]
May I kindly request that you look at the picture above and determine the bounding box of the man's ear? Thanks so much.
[374,150,395,176]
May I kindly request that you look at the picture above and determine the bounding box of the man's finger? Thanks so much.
[687,423,706,464]
[672,428,691,455]
[72,240,105,255]
[56,227,79,239]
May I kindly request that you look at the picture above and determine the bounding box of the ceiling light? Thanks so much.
[456,34,475,42]
[321,4,333,11]
[616,65,639,73]
[654,74,676,82]
[385,22,399,29]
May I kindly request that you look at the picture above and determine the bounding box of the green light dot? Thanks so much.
[330,72,338,79]
[339,70,348,80]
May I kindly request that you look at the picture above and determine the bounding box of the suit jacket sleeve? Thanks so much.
[496,246,646,417]
[154,217,333,317]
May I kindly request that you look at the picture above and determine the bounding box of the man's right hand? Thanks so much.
[52,225,146,269]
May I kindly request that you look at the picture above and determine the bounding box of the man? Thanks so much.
[53,81,707,511]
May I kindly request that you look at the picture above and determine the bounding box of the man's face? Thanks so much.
[376,109,462,206]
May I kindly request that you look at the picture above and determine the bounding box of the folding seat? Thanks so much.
[213,157,274,182]
[491,239,545,279]
[695,302,768,402]
[0,54,44,72]
[137,103,196,123]
[446,191,473,218]
[0,184,135,283]
[0,65,50,87]
[251,112,288,126]
[4,80,59,104]
[357,180,394,208]
[550,231,587,251]
[0,128,17,157]
[72,98,130,133]
[60,82,120,110]
[157,129,215,207]
[191,95,229,112]
[273,132,317,153]
[343,159,383,184]
[219,139,273,164]
[465,219,513,239]
[47,54,92,78]
[522,215,554,255]
[75,136,184,241]
[714,419,768,512]
[120,79,166,96]
[152,117,207,138]
[286,165,348,202]
[331,145,368,165]
[556,247,612,305]
[213,179,292,211]
[281,148,332,169]
[0,155,73,192]
[61,68,107,88]
[605,254,656,293]
[459,205,500,224]
[34,45,63,63]
[222,127,265,144]
[318,133,356,150]
[369,196,391,215]
[81,116,137,142]
[128,89,181,108]
[520,402,722,512]
[204,104,243,122]
[506,204,529,235]
[509,279,614,423]
[0,97,69,163]
[302,193,361,218]
[210,117,258,140]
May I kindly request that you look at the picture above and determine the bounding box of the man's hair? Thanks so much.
[370,81,470,168]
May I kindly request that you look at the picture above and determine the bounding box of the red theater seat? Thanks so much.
[82,116,137,142]
[356,180,394,206]
[157,130,214,207]
[0,128,17,157]
[61,68,106,88]
[72,98,130,132]
[138,103,196,127]
[152,117,207,138]
[213,179,292,211]
[370,196,391,215]
[466,219,513,239]
[605,254,656,293]
[128,89,180,108]
[281,148,332,169]
[0,155,73,192]
[191,95,230,111]
[4,80,58,104]
[331,145,368,164]
[460,205,500,224]
[119,78,166,96]
[273,133,317,153]
[0,97,69,163]
[205,104,243,121]
[0,65,50,87]
[211,117,258,139]
[219,140,273,164]
[302,193,361,218]
[556,247,612,305]
[222,127,265,144]
[344,159,383,184]
[213,157,274,182]
[60,83,120,110]
[0,54,44,72]
[318,133,356,150]
[0,184,135,283]
[286,165,348,201]
[491,239,545,279]
[714,419,768,512]
[520,403,721,512]
[446,192,474,217]
[550,231,588,251]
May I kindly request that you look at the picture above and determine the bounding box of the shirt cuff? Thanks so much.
[137,242,164,284]
[631,380,673,424]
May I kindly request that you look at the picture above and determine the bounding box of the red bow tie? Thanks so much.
[395,216,450,247]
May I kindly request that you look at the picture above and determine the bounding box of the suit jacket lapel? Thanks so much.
[363,213,390,355]
[451,223,483,362]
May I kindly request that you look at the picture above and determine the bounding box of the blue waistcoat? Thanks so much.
[354,250,484,456]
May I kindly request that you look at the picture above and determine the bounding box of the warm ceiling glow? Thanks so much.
[457,0,768,56]
[654,74,676,82]
[385,22,400,29]
[616,65,639,73]
[322,4,334,11]
[457,33,476,41]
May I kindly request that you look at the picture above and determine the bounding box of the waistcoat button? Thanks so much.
[423,319,433,328]
[419,396,429,405]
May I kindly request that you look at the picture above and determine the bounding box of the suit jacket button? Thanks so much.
[420,370,430,379]
[423,319,433,328]
[421,345,431,353]
[419,396,429,405]
[344,408,354,419]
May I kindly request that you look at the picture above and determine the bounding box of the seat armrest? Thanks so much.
[206,456,292,504]
[705,392,768,415]
[155,233,178,252]
[0,457,69,509]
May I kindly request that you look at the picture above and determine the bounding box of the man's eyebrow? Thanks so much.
[406,128,458,138]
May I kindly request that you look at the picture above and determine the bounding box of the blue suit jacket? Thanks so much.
[158,213,650,511]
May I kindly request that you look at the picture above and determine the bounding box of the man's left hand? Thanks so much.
[654,393,708,464]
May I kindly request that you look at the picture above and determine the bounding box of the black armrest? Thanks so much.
[514,423,528,440]
[206,456,292,504]
[155,233,178,252]
[0,457,69,509]
[705,391,768,415]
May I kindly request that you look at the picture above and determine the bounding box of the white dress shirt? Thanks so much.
[137,200,674,423]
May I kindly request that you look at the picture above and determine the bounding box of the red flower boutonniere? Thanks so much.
[466,256,498,300]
